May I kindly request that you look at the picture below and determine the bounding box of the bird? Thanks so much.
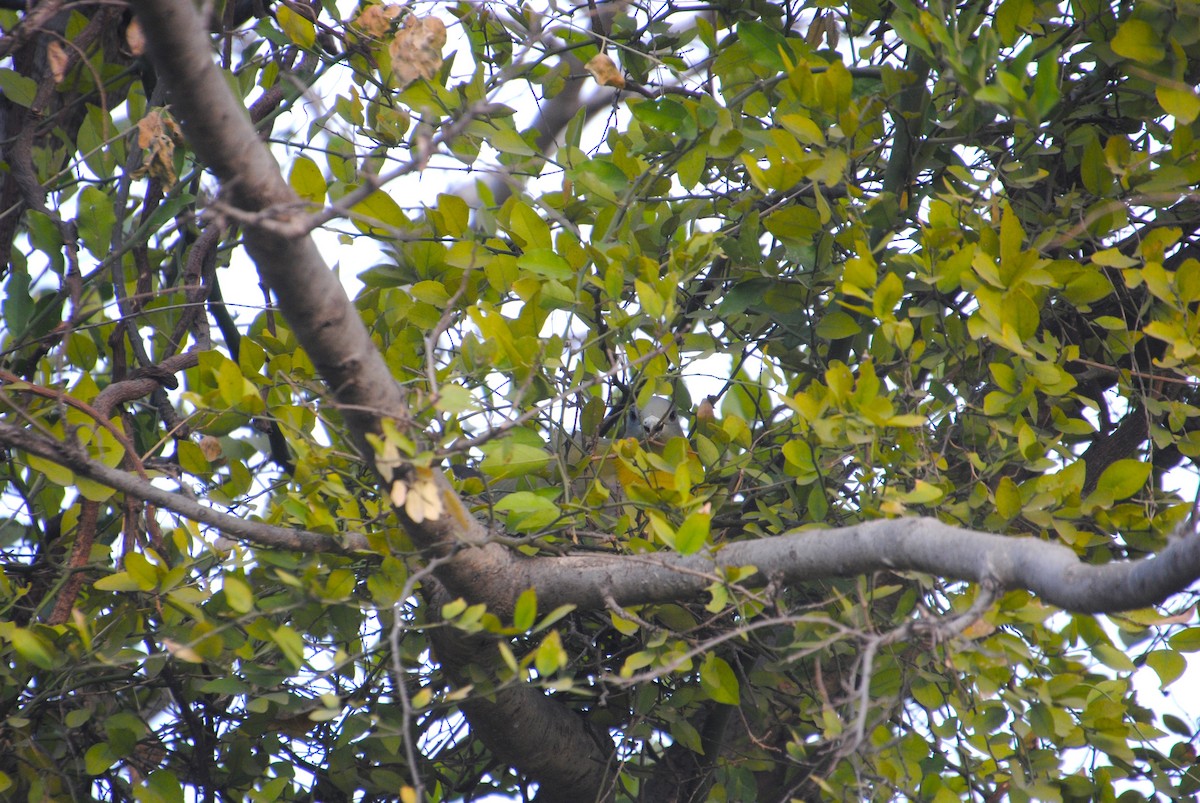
[453,396,689,507]
[623,395,686,445]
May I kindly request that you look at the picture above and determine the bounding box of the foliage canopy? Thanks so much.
[2,0,1200,800]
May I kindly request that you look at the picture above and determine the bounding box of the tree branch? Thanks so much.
[506,518,1200,615]
[0,421,363,554]
[126,0,409,461]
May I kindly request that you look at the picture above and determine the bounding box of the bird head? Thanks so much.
[625,396,685,444]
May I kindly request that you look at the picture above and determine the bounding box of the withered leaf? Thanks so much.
[585,53,625,89]
[390,15,447,88]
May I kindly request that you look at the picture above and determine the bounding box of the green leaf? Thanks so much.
[76,476,117,503]
[699,653,740,705]
[84,743,118,775]
[629,99,696,139]
[1093,459,1150,501]
[1156,85,1200,124]
[480,439,551,480]
[1110,19,1163,64]
[1169,627,1200,652]
[0,68,37,107]
[674,511,711,555]
[289,155,326,204]
[994,476,1021,520]
[534,630,566,676]
[223,575,254,614]
[351,189,409,234]
[93,571,145,592]
[506,201,551,250]
[533,604,576,633]
[271,624,307,669]
[176,439,211,475]
[782,439,816,481]
[410,280,450,305]
[872,272,904,319]
[517,248,573,281]
[1093,642,1135,672]
[487,127,537,156]
[635,279,664,318]
[814,310,862,338]
[737,22,786,71]
[435,192,469,237]
[994,0,1032,46]
[1144,649,1185,689]
[10,628,56,669]
[3,270,32,339]
[778,114,825,146]
[512,588,537,631]
[25,453,74,487]
[143,769,185,803]
[493,492,561,532]
[125,552,162,591]
[77,187,116,258]
[277,5,316,48]
[434,384,475,414]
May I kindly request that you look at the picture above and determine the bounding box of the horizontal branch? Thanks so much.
[509,517,1200,615]
[0,421,364,554]
[11,406,1197,616]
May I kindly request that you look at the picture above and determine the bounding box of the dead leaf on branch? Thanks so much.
[131,110,186,188]
[390,466,444,523]
[390,15,446,88]
[585,53,625,89]
[125,18,146,57]
[47,41,69,84]
[353,3,401,38]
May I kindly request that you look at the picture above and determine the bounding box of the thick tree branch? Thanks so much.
[124,3,604,796]
[127,0,408,460]
[14,405,1195,617]
[506,518,1200,615]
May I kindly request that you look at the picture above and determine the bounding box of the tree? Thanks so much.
[1,0,1200,799]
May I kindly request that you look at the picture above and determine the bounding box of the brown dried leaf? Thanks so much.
[136,112,162,149]
[390,15,446,88]
[354,4,401,38]
[47,41,69,84]
[585,53,625,89]
[198,435,223,462]
[133,110,181,188]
